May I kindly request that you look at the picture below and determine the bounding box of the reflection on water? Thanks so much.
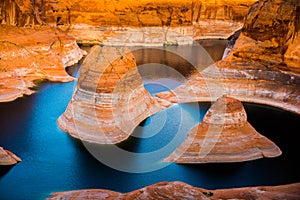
[133,40,226,95]
[0,41,299,199]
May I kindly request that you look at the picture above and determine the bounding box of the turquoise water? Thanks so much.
[0,43,300,199]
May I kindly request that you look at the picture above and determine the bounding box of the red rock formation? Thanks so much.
[0,25,85,102]
[65,0,257,44]
[58,46,162,144]
[0,0,256,27]
[156,0,300,114]
[218,0,300,73]
[0,147,21,165]
[47,181,300,200]
[165,96,281,163]
[1,0,257,44]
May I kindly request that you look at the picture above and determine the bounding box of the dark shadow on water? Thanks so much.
[182,162,245,173]
[116,136,141,153]
[0,165,14,178]
[139,118,151,127]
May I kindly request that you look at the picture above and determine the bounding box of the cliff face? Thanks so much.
[57,46,162,144]
[48,181,300,200]
[0,0,255,27]
[0,25,85,102]
[156,0,300,114]
[226,0,300,72]
[0,146,21,165]
[165,96,281,163]
[0,0,257,44]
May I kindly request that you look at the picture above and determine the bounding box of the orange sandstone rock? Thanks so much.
[47,181,300,200]
[1,0,257,44]
[164,96,282,163]
[156,0,300,114]
[0,147,21,165]
[0,25,85,102]
[0,0,256,27]
[58,46,162,144]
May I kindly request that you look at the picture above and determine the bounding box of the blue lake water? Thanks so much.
[0,42,300,199]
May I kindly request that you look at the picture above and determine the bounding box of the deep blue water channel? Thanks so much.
[0,41,300,199]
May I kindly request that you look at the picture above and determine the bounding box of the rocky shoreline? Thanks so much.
[48,181,300,200]
[0,25,85,102]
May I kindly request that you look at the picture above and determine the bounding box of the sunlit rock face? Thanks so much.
[156,0,300,114]
[165,96,281,163]
[0,147,21,165]
[58,46,162,144]
[48,181,300,200]
[223,0,300,73]
[0,0,256,26]
[0,25,85,102]
[0,0,257,44]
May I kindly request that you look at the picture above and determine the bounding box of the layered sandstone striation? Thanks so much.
[0,146,21,165]
[0,0,257,44]
[48,181,300,200]
[58,46,162,144]
[66,0,257,44]
[0,25,85,102]
[156,0,300,114]
[165,96,281,163]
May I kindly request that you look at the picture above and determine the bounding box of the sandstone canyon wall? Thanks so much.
[0,0,257,102]
[0,0,257,44]
[0,0,256,26]
[0,25,85,102]
[156,0,300,114]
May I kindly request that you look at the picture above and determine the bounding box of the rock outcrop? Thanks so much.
[48,181,300,200]
[1,0,257,44]
[165,96,281,163]
[156,0,300,114]
[0,25,85,102]
[65,0,257,44]
[0,147,21,165]
[58,46,162,144]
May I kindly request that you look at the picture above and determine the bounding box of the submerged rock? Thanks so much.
[0,147,21,165]
[58,46,162,144]
[165,96,281,163]
[48,181,300,200]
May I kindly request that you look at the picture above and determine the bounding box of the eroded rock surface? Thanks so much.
[0,147,21,165]
[156,0,300,114]
[0,0,255,26]
[0,0,257,44]
[0,25,85,102]
[165,96,281,163]
[58,46,162,144]
[48,181,300,200]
